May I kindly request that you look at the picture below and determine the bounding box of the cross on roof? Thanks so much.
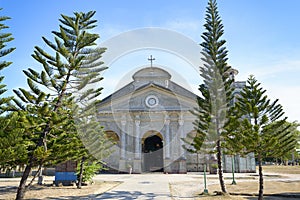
[148,55,155,67]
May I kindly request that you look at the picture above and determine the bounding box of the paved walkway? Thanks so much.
[93,172,300,199]
[94,173,196,199]
[93,173,241,199]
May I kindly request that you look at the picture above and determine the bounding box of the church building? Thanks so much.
[97,64,256,174]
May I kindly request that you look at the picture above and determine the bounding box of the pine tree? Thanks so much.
[0,8,24,176]
[263,121,298,162]
[193,0,234,193]
[74,111,113,188]
[0,112,30,172]
[0,8,15,113]
[13,11,108,200]
[183,84,212,171]
[227,75,295,200]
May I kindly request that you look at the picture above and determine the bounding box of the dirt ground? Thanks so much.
[195,180,300,200]
[197,165,300,199]
[1,165,299,199]
[171,165,300,200]
[261,165,300,174]
[0,179,121,200]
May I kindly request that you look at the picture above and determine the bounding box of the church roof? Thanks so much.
[98,66,198,108]
[132,67,171,81]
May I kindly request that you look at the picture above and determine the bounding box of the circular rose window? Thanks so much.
[145,95,159,108]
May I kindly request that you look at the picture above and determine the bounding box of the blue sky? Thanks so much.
[1,0,300,123]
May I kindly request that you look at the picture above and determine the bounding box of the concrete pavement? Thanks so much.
[94,173,201,199]
[93,173,235,199]
[93,172,300,199]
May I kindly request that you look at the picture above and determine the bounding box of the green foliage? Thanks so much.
[297,127,300,150]
[225,75,295,199]
[186,0,234,193]
[0,8,19,175]
[0,8,15,113]
[263,121,297,158]
[76,161,102,184]
[262,121,299,162]
[0,112,31,171]
[12,10,108,165]
[12,11,110,199]
[187,0,234,154]
[76,115,114,161]
[226,75,295,158]
[0,8,15,71]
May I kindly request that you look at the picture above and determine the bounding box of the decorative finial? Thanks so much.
[229,68,239,81]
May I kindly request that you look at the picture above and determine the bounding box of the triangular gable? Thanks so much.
[98,81,198,113]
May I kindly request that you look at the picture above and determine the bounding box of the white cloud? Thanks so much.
[266,84,300,123]
[164,19,201,32]
[235,59,300,123]
[236,59,300,82]
[163,19,203,40]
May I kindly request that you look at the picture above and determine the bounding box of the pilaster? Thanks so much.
[178,115,185,159]
[164,115,171,159]
[134,116,141,159]
[119,115,127,172]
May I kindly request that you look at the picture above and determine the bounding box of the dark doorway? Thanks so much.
[142,135,163,172]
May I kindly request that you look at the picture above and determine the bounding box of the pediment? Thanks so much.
[98,82,198,113]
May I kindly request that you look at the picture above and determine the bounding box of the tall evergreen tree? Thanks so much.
[0,8,15,113]
[13,11,108,200]
[263,121,298,163]
[0,8,25,175]
[0,111,30,172]
[193,0,234,193]
[226,75,295,200]
[183,84,214,171]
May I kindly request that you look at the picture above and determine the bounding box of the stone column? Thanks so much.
[165,116,170,159]
[133,116,142,173]
[134,118,141,159]
[178,115,187,173]
[178,116,185,159]
[120,118,126,159]
[119,115,127,172]
[164,115,172,173]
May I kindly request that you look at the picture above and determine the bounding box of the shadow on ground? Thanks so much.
[97,190,168,200]
[0,186,17,195]
[235,192,300,200]
[25,190,169,200]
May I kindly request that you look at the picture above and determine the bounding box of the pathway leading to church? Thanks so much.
[92,172,300,199]
[94,173,203,199]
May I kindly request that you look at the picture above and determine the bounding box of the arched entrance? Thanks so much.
[142,131,163,172]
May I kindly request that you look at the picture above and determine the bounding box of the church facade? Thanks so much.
[97,66,256,174]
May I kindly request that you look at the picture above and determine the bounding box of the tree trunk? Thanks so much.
[258,154,264,200]
[16,162,33,200]
[197,153,199,172]
[27,165,42,190]
[77,156,85,189]
[216,140,227,193]
[16,127,48,200]
[37,166,43,185]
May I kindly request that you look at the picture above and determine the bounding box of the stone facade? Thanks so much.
[97,66,256,173]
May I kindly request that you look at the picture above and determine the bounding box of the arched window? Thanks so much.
[105,130,120,147]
